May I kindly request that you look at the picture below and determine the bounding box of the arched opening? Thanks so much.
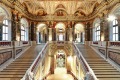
[108,4,120,41]
[74,23,85,43]
[55,22,66,41]
[0,6,11,41]
[93,18,101,41]
[37,23,47,43]
[54,49,67,74]
[20,18,29,41]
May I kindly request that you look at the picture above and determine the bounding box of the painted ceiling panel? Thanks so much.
[19,0,103,16]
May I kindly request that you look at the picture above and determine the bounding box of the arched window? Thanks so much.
[95,25,100,41]
[113,19,118,41]
[2,20,9,41]
[93,18,100,41]
[21,25,26,41]
[59,34,64,41]
[20,18,28,41]
[74,23,84,43]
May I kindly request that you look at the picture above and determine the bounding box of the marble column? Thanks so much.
[11,10,18,59]
[100,18,105,41]
[53,28,56,41]
[49,28,52,41]
[65,28,68,41]
[69,28,73,41]
[29,21,31,41]
[11,10,18,41]
[16,13,22,41]
[30,22,37,41]
[30,22,34,41]
[90,27,93,41]
[85,22,91,41]
[72,22,75,41]
[46,21,50,41]
[117,16,120,40]
[103,17,109,41]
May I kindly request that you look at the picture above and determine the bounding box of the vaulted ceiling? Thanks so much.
[18,0,104,17]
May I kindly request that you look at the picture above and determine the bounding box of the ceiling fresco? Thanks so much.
[18,0,104,17]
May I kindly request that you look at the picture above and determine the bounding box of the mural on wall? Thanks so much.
[56,54,65,67]
[74,10,86,17]
[54,10,67,16]
[37,10,47,16]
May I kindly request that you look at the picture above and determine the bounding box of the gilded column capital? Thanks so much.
[46,21,51,28]
[18,13,22,18]
[12,10,18,15]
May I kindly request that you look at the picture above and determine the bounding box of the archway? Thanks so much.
[54,49,67,74]
[20,18,29,41]
[74,23,85,43]
[0,6,11,41]
[93,18,101,41]
[108,4,120,41]
[55,22,66,41]
[37,23,47,43]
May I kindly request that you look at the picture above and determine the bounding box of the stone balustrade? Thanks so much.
[109,41,120,47]
[0,41,12,46]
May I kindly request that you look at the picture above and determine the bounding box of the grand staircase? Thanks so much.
[0,44,44,80]
[76,44,120,80]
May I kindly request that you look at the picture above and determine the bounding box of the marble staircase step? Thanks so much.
[0,78,21,80]
[89,64,111,66]
[98,78,120,80]
[0,72,25,75]
[2,70,26,72]
[0,75,23,78]
[4,68,28,70]
[96,74,120,78]
[90,66,114,68]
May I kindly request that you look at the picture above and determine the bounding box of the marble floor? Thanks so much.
[47,68,74,80]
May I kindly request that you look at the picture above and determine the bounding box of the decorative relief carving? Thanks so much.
[108,51,120,65]
[0,51,12,65]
